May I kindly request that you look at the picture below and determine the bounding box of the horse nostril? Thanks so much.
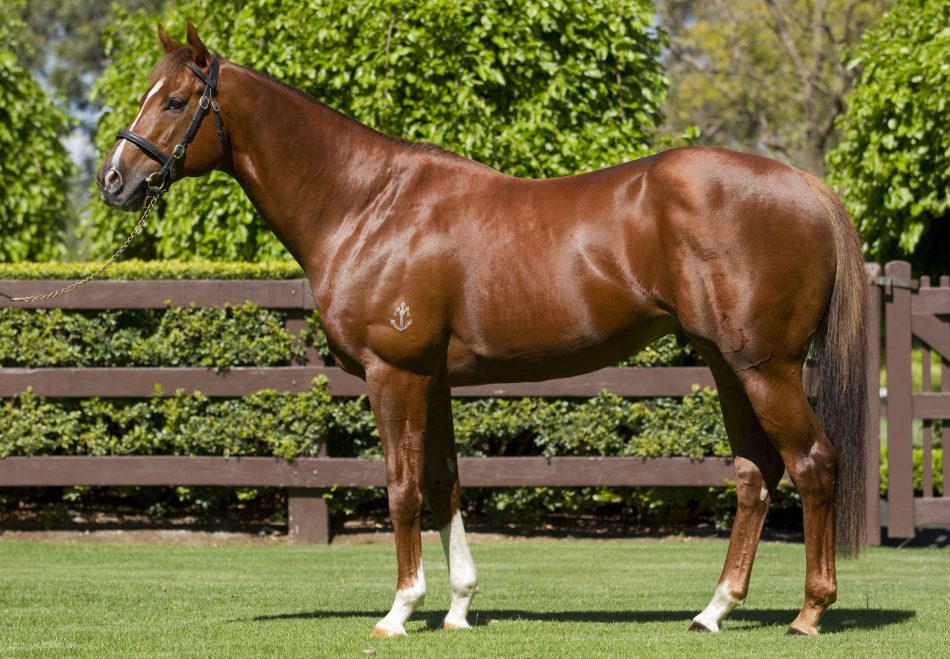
[103,168,123,194]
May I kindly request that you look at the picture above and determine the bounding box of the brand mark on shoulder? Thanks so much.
[390,302,413,332]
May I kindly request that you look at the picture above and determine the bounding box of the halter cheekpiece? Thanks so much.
[116,54,225,197]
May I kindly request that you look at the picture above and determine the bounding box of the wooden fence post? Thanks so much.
[288,488,329,544]
[285,302,331,545]
[288,438,330,544]
[884,261,915,538]
[865,263,882,546]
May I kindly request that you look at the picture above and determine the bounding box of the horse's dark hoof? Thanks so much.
[687,620,715,633]
[785,626,812,636]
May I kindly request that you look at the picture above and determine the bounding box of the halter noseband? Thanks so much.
[116,54,225,197]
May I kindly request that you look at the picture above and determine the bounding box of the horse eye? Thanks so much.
[166,97,186,112]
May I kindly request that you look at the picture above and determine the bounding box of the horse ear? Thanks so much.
[185,20,210,67]
[157,24,181,54]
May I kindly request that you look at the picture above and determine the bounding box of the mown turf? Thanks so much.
[0,537,946,657]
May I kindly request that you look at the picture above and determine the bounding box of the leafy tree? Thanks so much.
[84,0,668,261]
[14,0,163,115]
[827,0,950,276]
[659,0,891,176]
[0,1,75,261]
[14,0,163,185]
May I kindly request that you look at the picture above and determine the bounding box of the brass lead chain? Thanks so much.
[11,194,159,303]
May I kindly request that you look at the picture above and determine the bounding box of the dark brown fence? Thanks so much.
[0,269,888,543]
[882,261,950,538]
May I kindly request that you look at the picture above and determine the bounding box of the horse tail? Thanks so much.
[803,172,869,557]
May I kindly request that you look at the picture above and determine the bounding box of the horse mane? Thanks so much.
[230,60,460,160]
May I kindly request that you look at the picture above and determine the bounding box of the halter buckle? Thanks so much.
[172,144,186,159]
[199,95,210,110]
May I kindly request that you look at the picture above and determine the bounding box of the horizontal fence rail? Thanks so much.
[0,271,890,543]
[0,455,736,544]
[0,456,735,489]
[0,279,316,310]
[0,366,716,398]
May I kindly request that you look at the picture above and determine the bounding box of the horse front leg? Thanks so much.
[366,364,433,638]
[424,386,479,630]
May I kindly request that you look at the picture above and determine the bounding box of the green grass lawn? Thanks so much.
[0,537,947,657]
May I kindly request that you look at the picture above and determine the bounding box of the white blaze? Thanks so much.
[112,78,165,170]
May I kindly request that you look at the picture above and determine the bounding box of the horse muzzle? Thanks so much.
[97,167,148,212]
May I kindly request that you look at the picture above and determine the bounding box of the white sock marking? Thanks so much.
[374,562,426,636]
[440,510,479,628]
[692,581,743,633]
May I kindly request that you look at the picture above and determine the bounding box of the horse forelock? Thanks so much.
[149,48,202,87]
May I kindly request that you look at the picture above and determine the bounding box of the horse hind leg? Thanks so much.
[736,364,838,636]
[423,386,479,630]
[688,353,785,633]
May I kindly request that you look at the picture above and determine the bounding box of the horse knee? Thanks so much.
[425,459,458,500]
[388,480,424,525]
[425,468,460,526]
[734,460,770,514]
[451,566,479,599]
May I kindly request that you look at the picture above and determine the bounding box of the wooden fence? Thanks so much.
[0,266,897,543]
[882,261,950,538]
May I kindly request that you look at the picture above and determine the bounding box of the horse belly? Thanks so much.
[445,280,671,385]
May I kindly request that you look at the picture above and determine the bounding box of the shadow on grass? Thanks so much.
[246,607,914,632]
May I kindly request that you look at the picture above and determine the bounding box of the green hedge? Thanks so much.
[0,259,304,280]
[0,304,320,369]
[0,263,780,530]
[2,383,728,461]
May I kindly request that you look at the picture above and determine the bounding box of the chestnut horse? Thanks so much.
[97,24,869,637]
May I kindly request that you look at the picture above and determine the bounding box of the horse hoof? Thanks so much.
[687,620,716,633]
[440,619,472,631]
[370,624,406,638]
[785,626,816,637]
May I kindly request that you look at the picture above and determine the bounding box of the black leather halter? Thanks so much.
[116,54,225,197]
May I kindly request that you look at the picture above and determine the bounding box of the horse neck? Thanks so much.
[219,62,400,271]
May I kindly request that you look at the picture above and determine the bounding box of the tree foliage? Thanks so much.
[659,0,890,176]
[14,0,162,114]
[827,0,950,275]
[84,0,668,261]
[0,1,76,261]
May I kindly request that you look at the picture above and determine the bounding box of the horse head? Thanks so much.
[97,22,227,211]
